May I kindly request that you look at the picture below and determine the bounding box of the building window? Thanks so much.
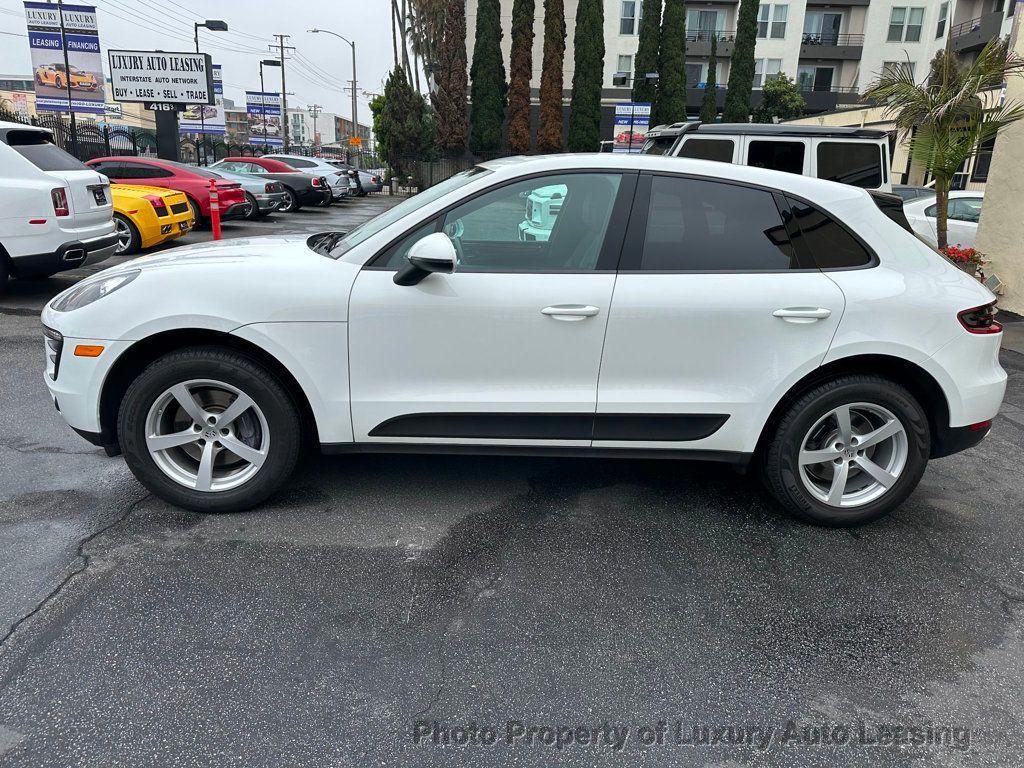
[753,58,783,87]
[971,136,996,182]
[882,61,916,80]
[687,8,725,41]
[888,7,924,42]
[936,1,949,38]
[758,5,788,39]
[620,1,637,34]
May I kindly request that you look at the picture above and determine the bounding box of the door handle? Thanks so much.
[541,304,600,321]
[773,307,832,323]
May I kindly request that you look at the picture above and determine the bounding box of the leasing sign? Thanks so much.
[107,50,215,105]
[24,2,105,114]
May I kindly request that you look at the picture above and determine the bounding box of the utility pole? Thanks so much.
[308,104,322,152]
[271,34,294,151]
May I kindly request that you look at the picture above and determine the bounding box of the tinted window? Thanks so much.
[280,157,317,168]
[642,136,677,155]
[90,161,124,179]
[379,173,621,272]
[816,142,883,188]
[786,196,873,268]
[677,138,735,163]
[4,130,86,171]
[747,140,805,175]
[124,163,173,179]
[641,176,796,271]
[950,197,982,223]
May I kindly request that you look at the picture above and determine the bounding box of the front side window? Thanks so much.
[381,173,622,272]
[786,196,874,268]
[620,0,637,34]
[642,135,677,155]
[748,140,806,175]
[677,138,735,163]
[949,198,983,223]
[816,142,883,188]
[640,176,796,271]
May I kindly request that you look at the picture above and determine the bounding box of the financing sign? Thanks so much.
[246,91,283,146]
[107,50,214,105]
[612,102,651,153]
[180,64,225,134]
[24,2,105,114]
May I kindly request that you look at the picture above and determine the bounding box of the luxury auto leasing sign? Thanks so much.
[107,50,215,105]
[23,2,105,114]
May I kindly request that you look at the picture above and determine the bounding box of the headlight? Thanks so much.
[50,270,140,312]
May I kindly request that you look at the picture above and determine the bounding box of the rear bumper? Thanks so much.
[298,188,331,205]
[932,422,992,459]
[254,192,288,212]
[220,202,250,221]
[9,232,119,278]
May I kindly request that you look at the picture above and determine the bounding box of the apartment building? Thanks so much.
[467,0,1015,115]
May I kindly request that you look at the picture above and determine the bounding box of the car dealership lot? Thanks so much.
[2,197,1024,766]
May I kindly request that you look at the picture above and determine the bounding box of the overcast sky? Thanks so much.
[0,0,402,123]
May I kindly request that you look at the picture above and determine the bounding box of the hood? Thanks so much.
[120,235,316,271]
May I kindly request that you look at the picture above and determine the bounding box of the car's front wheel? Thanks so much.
[118,347,302,512]
[762,375,929,526]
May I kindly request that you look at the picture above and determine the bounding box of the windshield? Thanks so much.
[322,166,493,258]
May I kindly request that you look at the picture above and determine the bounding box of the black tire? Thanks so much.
[244,192,261,220]
[113,213,142,255]
[186,197,205,229]
[279,187,300,212]
[117,347,302,513]
[0,254,8,294]
[761,375,930,527]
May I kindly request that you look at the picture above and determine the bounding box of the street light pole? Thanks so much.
[259,59,281,154]
[193,20,228,165]
[308,28,359,166]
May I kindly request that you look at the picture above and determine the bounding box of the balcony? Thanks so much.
[799,33,864,61]
[685,29,736,58]
[951,12,1005,53]
[676,84,861,115]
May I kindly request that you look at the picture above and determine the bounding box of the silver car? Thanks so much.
[327,161,384,195]
[205,168,288,219]
[260,154,351,203]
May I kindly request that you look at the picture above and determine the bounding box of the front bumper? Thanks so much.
[10,231,119,278]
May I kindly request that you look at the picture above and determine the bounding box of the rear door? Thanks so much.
[812,139,888,191]
[595,172,845,454]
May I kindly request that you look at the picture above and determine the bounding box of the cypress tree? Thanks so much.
[723,0,759,122]
[567,0,604,151]
[469,0,507,153]
[433,0,469,155]
[507,0,536,153]
[632,0,662,104]
[536,0,566,152]
[699,35,719,123]
[652,0,686,126]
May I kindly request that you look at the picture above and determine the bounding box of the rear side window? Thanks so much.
[747,140,806,175]
[642,136,677,155]
[677,138,735,163]
[3,130,86,171]
[785,196,874,269]
[816,142,883,188]
[640,176,797,271]
[281,157,317,168]
[122,163,172,179]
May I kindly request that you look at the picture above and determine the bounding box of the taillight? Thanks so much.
[265,183,275,193]
[51,187,69,217]
[143,194,168,217]
[957,301,1002,335]
[311,176,323,188]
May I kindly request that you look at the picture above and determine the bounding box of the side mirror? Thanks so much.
[394,231,456,286]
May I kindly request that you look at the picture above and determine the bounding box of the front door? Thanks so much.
[595,173,845,453]
[348,171,635,446]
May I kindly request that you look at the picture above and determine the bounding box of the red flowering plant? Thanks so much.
[940,245,987,279]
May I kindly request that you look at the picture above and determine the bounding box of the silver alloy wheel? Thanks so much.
[113,216,132,253]
[798,402,908,508]
[144,379,269,493]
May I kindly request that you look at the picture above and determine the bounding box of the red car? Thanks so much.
[86,157,248,226]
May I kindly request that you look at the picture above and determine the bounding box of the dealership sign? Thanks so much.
[612,102,651,154]
[23,2,105,114]
[107,50,215,105]
[180,64,226,135]
[245,91,283,146]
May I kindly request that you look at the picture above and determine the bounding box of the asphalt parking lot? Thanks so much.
[2,196,1024,767]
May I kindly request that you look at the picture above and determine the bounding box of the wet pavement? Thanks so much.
[1,196,1023,767]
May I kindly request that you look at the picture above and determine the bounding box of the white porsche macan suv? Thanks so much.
[40,155,1006,526]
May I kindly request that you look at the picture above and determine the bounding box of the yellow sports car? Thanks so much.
[110,185,194,255]
[35,63,99,91]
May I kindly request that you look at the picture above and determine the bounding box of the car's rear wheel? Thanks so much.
[118,347,302,513]
[186,197,204,229]
[762,375,929,526]
[244,192,261,220]
[113,213,141,254]
[279,188,300,212]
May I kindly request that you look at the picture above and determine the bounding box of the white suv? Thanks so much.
[0,121,116,291]
[40,154,1004,525]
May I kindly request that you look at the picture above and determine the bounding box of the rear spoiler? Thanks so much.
[868,190,913,233]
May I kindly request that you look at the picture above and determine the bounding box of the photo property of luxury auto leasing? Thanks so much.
[23,1,104,114]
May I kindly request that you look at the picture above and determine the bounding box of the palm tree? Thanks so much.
[866,38,1024,251]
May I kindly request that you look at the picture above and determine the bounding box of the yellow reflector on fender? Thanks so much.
[74,345,104,357]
